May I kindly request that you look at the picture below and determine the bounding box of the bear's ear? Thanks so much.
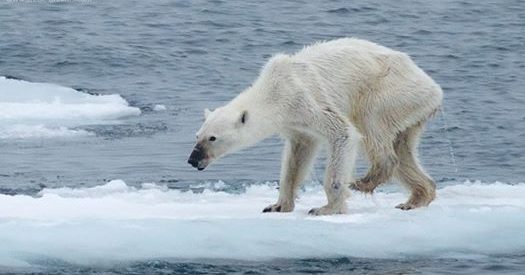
[240,111,248,124]
[204,108,212,120]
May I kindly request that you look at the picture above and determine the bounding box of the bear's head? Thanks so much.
[188,106,251,170]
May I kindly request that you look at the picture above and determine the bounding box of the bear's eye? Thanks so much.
[209,136,216,142]
[241,111,248,124]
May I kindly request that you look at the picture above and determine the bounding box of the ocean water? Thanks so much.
[0,0,524,274]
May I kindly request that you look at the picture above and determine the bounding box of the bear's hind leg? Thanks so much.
[394,122,436,210]
[352,131,399,193]
[263,134,319,213]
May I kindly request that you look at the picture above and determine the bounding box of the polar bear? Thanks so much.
[188,38,443,215]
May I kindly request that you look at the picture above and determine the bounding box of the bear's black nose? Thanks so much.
[188,158,199,168]
[188,144,206,169]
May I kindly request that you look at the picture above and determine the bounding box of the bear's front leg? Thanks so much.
[308,181,349,215]
[308,126,360,216]
[263,134,319,213]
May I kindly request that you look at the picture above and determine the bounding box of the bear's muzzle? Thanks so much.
[188,143,208,170]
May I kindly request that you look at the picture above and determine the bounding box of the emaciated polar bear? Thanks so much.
[188,38,443,215]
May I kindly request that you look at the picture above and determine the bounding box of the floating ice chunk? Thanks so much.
[0,180,524,266]
[153,104,167,111]
[0,76,140,139]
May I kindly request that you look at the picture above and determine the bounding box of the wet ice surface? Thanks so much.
[1,0,524,273]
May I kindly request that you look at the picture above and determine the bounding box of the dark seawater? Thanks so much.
[0,0,524,274]
[3,255,525,274]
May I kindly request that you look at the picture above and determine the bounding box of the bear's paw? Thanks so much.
[350,179,377,193]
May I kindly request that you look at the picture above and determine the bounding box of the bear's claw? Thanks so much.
[395,203,415,210]
[308,208,317,215]
[262,205,281,212]
[262,202,293,213]
[308,206,346,216]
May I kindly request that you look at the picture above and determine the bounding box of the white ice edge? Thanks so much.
[0,180,524,266]
[0,76,140,139]
[0,124,94,139]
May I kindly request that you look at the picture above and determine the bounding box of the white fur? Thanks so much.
[194,38,443,215]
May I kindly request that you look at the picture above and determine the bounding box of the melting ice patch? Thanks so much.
[0,180,524,267]
[0,76,140,139]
